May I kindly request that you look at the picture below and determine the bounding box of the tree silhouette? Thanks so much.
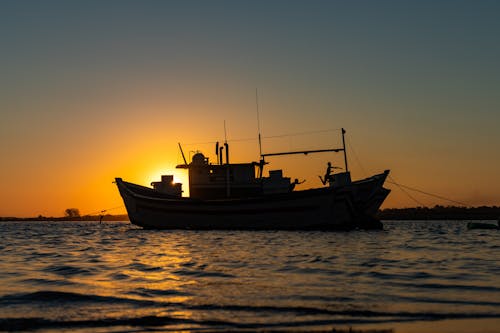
[64,208,80,218]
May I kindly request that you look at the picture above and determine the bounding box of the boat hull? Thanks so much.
[115,171,390,230]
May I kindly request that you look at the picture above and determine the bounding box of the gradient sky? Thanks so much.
[1,0,499,217]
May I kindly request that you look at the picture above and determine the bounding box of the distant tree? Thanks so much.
[64,208,80,218]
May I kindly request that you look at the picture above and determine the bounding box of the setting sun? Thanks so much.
[145,167,189,197]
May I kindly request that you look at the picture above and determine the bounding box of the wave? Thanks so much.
[41,264,95,277]
[1,291,500,331]
[127,287,192,298]
[391,294,500,307]
[3,290,500,318]
[126,262,163,272]
[2,311,500,332]
[0,291,155,306]
[19,278,78,287]
[0,315,189,332]
[186,303,500,320]
[173,268,235,278]
[390,281,500,293]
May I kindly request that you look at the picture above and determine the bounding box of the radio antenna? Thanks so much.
[224,120,228,144]
[256,89,262,157]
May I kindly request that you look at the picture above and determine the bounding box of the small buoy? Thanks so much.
[467,221,499,230]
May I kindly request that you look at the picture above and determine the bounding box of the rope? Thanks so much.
[182,128,342,146]
[388,175,426,207]
[183,137,256,146]
[84,205,124,217]
[263,128,341,139]
[386,177,469,207]
[346,139,368,178]
[346,137,467,207]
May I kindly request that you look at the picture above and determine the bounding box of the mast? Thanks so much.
[223,120,229,164]
[341,128,348,172]
[224,120,230,196]
[256,89,262,157]
[223,120,228,145]
[256,89,265,179]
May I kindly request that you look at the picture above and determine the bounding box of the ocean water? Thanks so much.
[0,220,499,333]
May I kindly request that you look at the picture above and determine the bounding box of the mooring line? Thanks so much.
[387,177,469,207]
[85,205,124,217]
[346,139,468,207]
[387,176,426,207]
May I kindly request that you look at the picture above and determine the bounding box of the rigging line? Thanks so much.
[182,129,342,146]
[228,137,258,143]
[263,128,342,139]
[183,137,258,146]
[346,140,368,178]
[387,175,426,207]
[182,140,218,146]
[387,178,469,207]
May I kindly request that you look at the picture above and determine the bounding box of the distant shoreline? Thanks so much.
[1,206,499,222]
[377,205,500,221]
[0,214,130,222]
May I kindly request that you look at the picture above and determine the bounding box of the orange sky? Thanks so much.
[1,2,499,217]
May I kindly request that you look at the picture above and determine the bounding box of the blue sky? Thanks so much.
[1,1,499,215]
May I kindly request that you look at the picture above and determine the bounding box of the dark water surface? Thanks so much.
[1,220,499,332]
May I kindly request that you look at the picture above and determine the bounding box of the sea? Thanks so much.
[0,220,499,333]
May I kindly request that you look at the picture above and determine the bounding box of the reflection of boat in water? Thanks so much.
[116,129,390,230]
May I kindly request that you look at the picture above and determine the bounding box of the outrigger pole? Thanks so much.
[261,148,344,157]
[178,142,188,165]
[261,128,350,173]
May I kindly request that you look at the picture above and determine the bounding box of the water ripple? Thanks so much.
[0,220,499,332]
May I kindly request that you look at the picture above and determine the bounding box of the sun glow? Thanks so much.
[145,168,190,197]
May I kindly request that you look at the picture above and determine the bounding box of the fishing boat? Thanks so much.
[115,129,390,230]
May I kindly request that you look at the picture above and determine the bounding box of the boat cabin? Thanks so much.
[172,148,293,199]
[151,128,353,200]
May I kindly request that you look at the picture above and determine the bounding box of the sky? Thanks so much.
[1,0,499,217]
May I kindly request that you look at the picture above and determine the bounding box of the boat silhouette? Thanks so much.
[116,129,390,230]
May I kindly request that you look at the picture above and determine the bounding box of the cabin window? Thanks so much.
[254,165,261,179]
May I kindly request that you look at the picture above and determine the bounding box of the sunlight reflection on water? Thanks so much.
[0,220,499,332]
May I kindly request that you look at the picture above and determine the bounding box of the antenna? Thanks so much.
[256,89,262,157]
[223,120,229,164]
[224,120,227,144]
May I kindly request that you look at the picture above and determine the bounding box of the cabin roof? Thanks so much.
[176,162,260,169]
